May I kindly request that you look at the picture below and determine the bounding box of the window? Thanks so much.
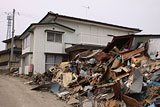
[23,35,30,49]
[45,54,62,70]
[47,32,62,43]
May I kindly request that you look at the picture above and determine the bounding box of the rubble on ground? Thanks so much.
[30,41,160,107]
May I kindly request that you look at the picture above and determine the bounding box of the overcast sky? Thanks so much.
[0,0,160,50]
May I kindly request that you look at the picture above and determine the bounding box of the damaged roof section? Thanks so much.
[109,34,160,60]
[65,44,105,53]
[65,44,106,60]
[103,36,133,53]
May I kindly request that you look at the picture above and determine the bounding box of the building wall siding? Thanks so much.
[56,19,129,46]
[0,53,10,62]
[7,40,22,49]
[32,27,45,73]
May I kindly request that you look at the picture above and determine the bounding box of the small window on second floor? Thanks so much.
[47,32,62,43]
[23,35,30,49]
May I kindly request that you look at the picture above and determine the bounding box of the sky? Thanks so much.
[0,0,160,50]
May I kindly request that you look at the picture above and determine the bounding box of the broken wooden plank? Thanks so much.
[121,47,145,61]
[122,94,141,107]
[111,58,121,69]
[97,82,115,88]
[63,72,72,87]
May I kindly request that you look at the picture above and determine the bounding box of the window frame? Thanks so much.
[45,54,62,70]
[23,35,30,49]
[46,31,63,43]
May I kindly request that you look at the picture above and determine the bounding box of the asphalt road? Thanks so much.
[0,74,69,107]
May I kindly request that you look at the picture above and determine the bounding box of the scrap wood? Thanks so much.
[115,73,129,81]
[105,99,120,107]
[96,93,115,100]
[74,85,83,92]
[113,81,121,100]
[94,100,98,107]
[131,56,148,65]
[122,94,141,107]
[67,97,80,105]
[106,54,119,66]
[111,58,121,69]
[98,67,113,84]
[148,61,160,66]
[81,49,101,59]
[121,46,145,61]
[59,62,70,72]
[143,87,160,107]
[145,99,152,105]
[77,50,92,59]
[52,70,63,82]
[112,67,122,73]
[149,65,155,73]
[24,81,34,85]
[71,78,89,87]
[149,86,160,96]
[113,46,121,54]
[97,83,115,88]
[63,72,72,87]
[95,51,113,61]
[121,66,131,73]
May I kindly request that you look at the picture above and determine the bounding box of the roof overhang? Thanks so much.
[20,22,75,39]
[2,36,21,43]
[39,12,142,33]
[0,48,21,55]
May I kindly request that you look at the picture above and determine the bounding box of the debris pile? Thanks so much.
[31,42,160,107]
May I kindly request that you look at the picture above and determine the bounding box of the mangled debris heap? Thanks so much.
[31,42,160,107]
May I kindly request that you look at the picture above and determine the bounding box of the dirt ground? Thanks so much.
[0,74,70,107]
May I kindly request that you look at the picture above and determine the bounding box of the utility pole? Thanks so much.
[10,9,15,68]
[6,14,12,39]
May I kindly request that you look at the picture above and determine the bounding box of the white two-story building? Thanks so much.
[19,11,141,74]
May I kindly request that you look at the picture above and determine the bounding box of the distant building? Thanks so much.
[0,36,22,70]
[19,11,141,74]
